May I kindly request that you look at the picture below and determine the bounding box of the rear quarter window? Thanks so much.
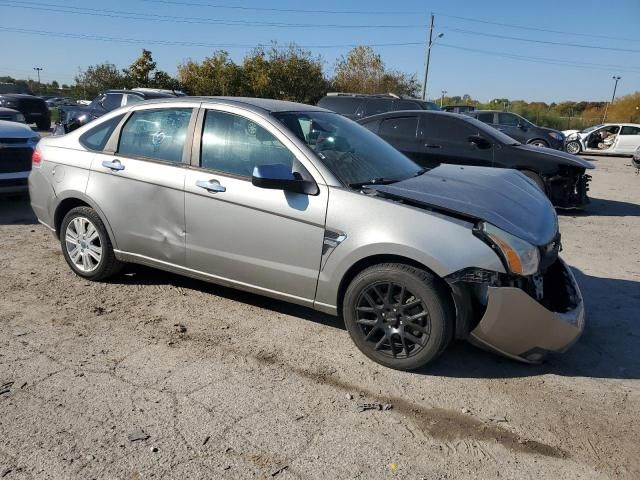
[79,114,125,151]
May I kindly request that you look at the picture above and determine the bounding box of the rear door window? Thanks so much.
[102,93,124,111]
[379,116,419,141]
[393,100,421,111]
[118,108,193,163]
[125,94,144,106]
[317,97,363,115]
[620,126,640,135]
[476,113,495,124]
[498,113,521,126]
[363,99,393,116]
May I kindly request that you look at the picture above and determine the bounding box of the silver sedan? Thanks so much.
[29,97,584,370]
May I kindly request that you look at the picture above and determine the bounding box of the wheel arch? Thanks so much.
[335,254,459,336]
[526,138,549,146]
[53,192,118,249]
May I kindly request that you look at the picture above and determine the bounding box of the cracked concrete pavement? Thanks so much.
[0,155,639,479]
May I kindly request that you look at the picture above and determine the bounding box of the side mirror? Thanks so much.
[517,122,527,130]
[252,164,318,195]
[468,135,492,150]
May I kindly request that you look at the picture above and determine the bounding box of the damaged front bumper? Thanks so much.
[547,169,591,209]
[449,259,584,363]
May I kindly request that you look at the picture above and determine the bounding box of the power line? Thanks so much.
[0,26,424,49]
[437,13,640,43]
[135,0,422,15]
[444,27,640,53]
[438,43,640,74]
[0,0,425,28]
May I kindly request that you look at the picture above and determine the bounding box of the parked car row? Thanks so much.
[28,97,585,371]
[55,88,183,134]
[0,83,50,130]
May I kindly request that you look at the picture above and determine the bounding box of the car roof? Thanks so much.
[133,96,330,114]
[357,110,465,122]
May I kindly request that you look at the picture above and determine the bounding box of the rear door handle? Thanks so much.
[102,159,125,171]
[196,179,226,193]
[424,144,441,149]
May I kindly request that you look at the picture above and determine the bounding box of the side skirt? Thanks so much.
[113,250,316,309]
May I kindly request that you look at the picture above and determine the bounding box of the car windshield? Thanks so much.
[273,111,423,187]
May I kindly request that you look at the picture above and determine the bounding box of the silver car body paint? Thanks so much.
[28,97,584,362]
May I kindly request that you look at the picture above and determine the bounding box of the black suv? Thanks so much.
[56,88,179,134]
[465,110,565,150]
[317,93,440,120]
[0,83,50,131]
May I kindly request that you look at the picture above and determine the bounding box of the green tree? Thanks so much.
[126,49,157,87]
[178,50,242,96]
[241,44,328,103]
[75,63,124,98]
[333,46,419,96]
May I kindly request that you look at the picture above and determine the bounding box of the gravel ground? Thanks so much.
[1,155,638,479]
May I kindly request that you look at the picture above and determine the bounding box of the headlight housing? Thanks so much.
[480,222,540,276]
[16,112,26,123]
[548,131,564,141]
[29,135,41,144]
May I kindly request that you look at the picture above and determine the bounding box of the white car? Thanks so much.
[0,120,40,193]
[563,123,640,155]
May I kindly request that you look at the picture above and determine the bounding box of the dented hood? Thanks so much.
[370,164,558,246]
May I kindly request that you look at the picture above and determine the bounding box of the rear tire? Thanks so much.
[342,263,453,371]
[60,206,122,281]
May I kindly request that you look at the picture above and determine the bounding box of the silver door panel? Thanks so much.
[184,172,328,303]
[87,154,186,264]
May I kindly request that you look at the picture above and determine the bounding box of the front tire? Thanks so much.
[528,139,549,148]
[342,263,453,371]
[60,206,122,281]
[565,140,581,154]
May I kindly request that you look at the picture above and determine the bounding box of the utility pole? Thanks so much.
[33,67,43,93]
[440,90,447,107]
[421,14,443,101]
[602,75,621,123]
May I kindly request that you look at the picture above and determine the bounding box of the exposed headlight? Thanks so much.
[548,132,564,141]
[481,222,540,276]
[16,113,26,123]
[29,135,41,143]
[0,98,16,107]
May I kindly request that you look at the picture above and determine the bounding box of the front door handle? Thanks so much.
[102,159,125,171]
[196,179,226,193]
[424,144,441,149]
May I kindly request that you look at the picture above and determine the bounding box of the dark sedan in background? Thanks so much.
[465,110,565,150]
[317,93,440,120]
[358,110,593,208]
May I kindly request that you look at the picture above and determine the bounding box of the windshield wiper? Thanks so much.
[349,177,399,189]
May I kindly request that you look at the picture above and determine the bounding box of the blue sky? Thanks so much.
[1,0,639,102]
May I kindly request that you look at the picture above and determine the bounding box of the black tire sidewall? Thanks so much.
[343,264,451,371]
[60,207,112,280]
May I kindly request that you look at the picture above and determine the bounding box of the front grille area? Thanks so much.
[0,147,32,173]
